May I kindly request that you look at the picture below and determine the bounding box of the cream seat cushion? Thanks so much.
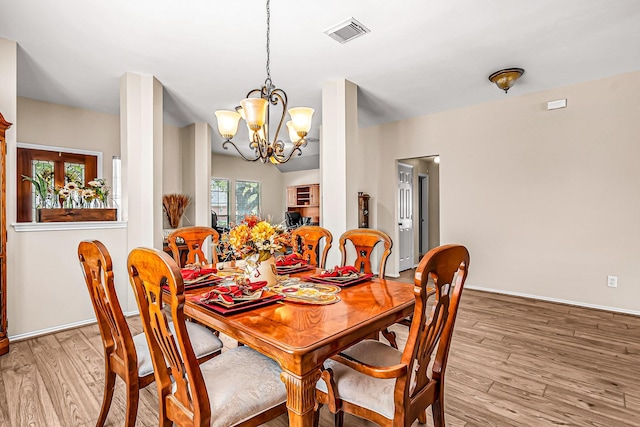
[134,320,223,377]
[316,339,402,420]
[201,345,287,427]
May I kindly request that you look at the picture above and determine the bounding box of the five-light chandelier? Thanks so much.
[214,0,314,164]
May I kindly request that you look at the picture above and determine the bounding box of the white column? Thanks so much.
[120,72,164,251]
[182,122,212,227]
[321,79,359,267]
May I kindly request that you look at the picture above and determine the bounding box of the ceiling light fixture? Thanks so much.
[214,0,314,164]
[488,68,525,93]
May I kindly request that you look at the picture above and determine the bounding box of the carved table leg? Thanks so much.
[281,369,322,427]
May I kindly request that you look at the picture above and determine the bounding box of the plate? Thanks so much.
[305,273,374,287]
[192,294,284,315]
[270,281,341,305]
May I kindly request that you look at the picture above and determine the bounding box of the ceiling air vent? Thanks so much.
[324,18,370,44]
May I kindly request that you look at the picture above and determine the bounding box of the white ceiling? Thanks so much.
[1,0,639,166]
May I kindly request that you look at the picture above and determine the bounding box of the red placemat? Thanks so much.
[192,294,284,315]
[163,276,224,293]
[305,273,374,287]
[276,264,316,275]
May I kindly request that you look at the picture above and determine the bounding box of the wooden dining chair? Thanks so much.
[338,229,392,278]
[291,225,333,268]
[167,226,220,267]
[315,244,470,427]
[339,229,397,346]
[78,240,223,427]
[127,247,288,427]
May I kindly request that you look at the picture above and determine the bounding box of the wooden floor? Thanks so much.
[1,276,639,426]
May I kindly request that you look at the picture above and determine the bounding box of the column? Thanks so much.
[120,72,164,249]
[321,79,359,267]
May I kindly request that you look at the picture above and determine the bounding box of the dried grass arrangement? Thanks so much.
[163,194,191,228]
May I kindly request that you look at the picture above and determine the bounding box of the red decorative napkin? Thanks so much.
[200,281,268,305]
[319,265,359,278]
[181,267,217,281]
[276,253,307,267]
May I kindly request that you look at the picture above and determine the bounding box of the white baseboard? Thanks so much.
[9,311,142,342]
[466,285,640,316]
[9,317,98,342]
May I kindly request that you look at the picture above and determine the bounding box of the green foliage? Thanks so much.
[21,173,50,207]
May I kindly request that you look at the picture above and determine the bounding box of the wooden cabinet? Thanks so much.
[286,184,320,225]
[0,113,11,355]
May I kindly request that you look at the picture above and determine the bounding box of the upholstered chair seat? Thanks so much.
[200,346,286,427]
[316,340,402,419]
[133,321,223,378]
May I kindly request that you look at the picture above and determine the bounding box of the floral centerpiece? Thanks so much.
[57,179,110,208]
[221,215,289,285]
[22,174,110,208]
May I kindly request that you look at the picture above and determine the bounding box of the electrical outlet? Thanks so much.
[607,276,618,288]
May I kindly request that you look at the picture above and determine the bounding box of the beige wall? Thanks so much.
[211,153,285,224]
[11,98,128,336]
[361,71,640,313]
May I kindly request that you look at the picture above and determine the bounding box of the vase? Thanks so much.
[244,253,278,286]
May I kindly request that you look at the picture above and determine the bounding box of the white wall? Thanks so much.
[361,71,640,313]
[211,153,284,224]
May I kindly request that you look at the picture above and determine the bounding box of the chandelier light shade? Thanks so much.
[214,0,314,164]
[488,68,525,93]
[214,110,241,140]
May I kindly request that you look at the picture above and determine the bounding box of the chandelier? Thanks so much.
[214,0,314,164]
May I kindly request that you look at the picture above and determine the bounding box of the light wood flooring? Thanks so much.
[1,278,639,426]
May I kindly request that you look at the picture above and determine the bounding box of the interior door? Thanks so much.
[398,163,414,271]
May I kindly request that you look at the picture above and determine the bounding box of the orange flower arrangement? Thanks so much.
[224,215,289,261]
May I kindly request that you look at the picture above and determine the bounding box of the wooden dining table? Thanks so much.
[182,271,418,427]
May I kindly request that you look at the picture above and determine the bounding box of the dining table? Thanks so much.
[182,267,420,427]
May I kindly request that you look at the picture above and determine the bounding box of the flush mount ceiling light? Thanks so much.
[488,68,525,93]
[214,0,314,164]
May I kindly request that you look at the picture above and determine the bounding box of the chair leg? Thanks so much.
[334,411,344,427]
[313,405,321,427]
[96,369,116,427]
[381,328,398,349]
[124,380,140,427]
[418,409,427,424]
[432,388,445,427]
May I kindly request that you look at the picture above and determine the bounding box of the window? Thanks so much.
[17,147,98,222]
[235,180,261,220]
[210,178,230,226]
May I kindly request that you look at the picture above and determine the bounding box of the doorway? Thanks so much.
[396,156,439,268]
[397,163,414,272]
[418,174,428,257]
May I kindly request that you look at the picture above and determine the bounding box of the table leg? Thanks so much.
[281,369,322,427]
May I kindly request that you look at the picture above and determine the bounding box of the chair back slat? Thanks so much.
[78,240,135,368]
[339,229,392,278]
[128,247,211,426]
[291,225,333,268]
[401,244,469,398]
[167,226,220,267]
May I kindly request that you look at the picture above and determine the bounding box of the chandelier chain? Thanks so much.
[265,0,272,89]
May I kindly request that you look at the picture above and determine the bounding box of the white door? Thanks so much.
[398,163,414,271]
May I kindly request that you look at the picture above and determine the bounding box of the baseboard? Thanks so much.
[9,317,98,342]
[9,310,142,342]
[466,285,640,316]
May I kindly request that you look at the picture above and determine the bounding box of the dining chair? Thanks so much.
[291,225,333,268]
[167,226,220,267]
[78,240,223,427]
[338,229,397,346]
[315,244,470,427]
[127,247,288,427]
[338,229,392,278]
